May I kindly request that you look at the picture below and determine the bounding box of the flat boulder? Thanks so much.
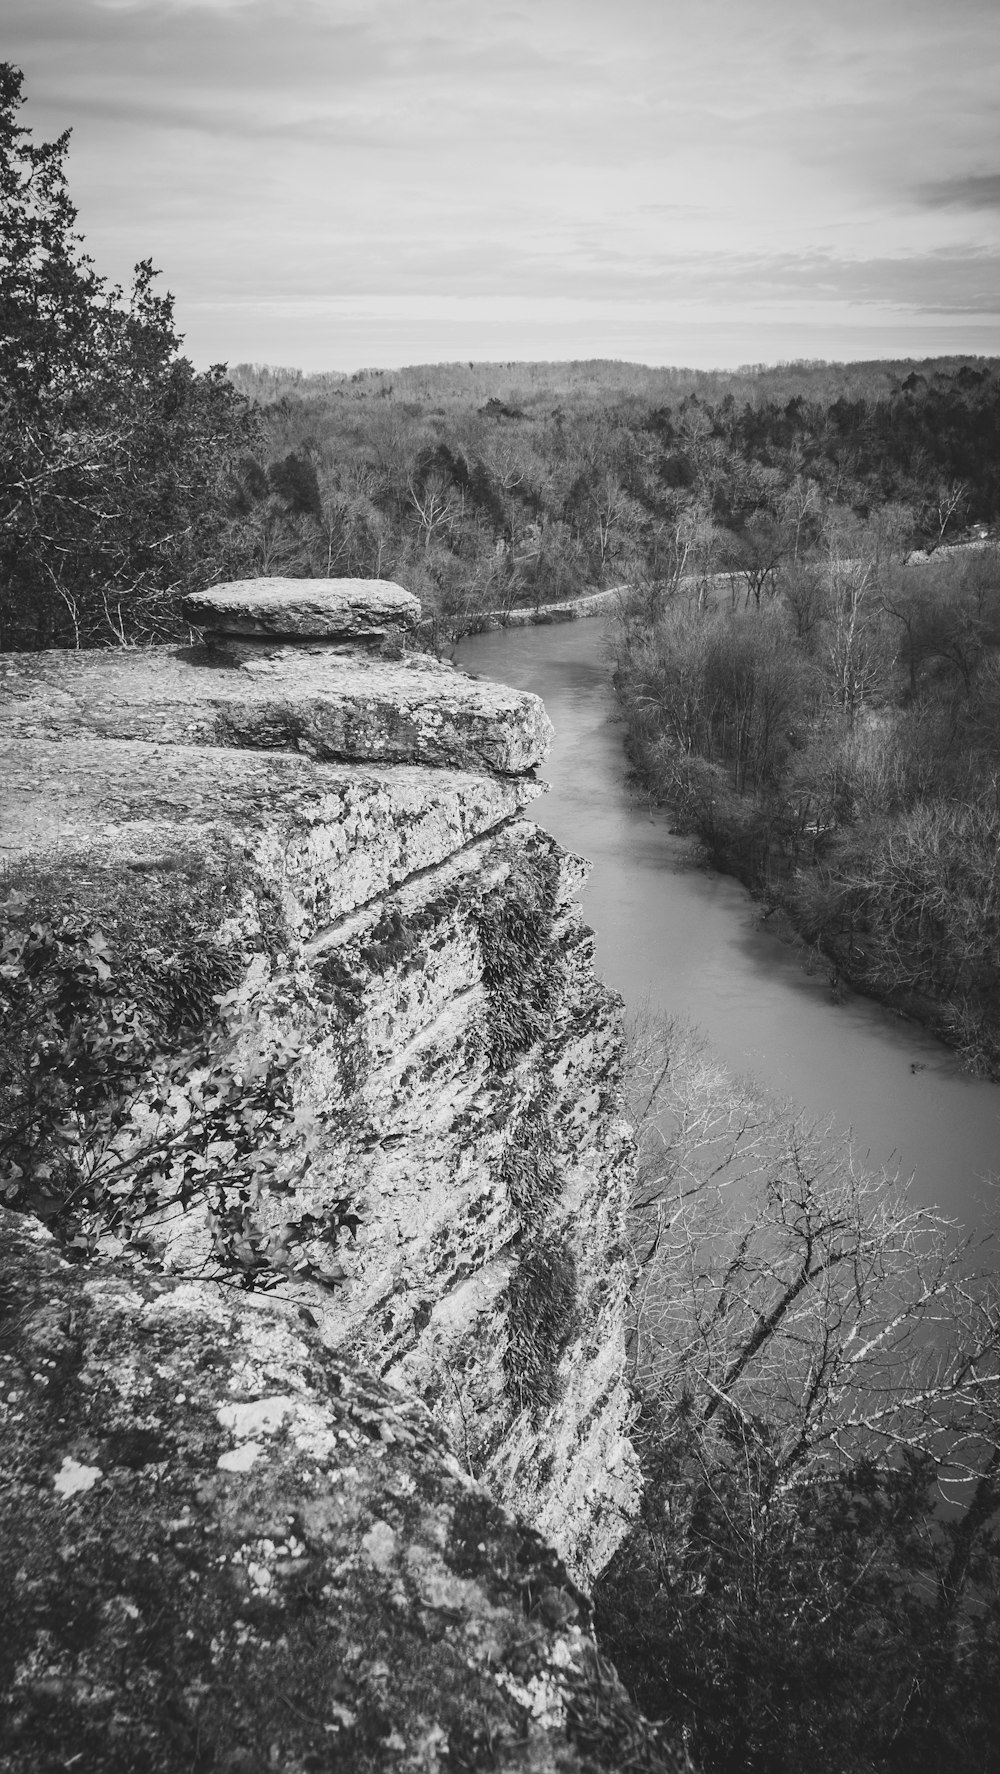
[182,578,421,640]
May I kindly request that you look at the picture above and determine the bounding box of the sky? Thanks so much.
[7,0,1000,373]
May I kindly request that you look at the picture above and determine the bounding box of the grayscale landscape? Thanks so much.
[3,5,1000,1770]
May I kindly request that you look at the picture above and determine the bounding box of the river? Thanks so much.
[458,618,1000,1234]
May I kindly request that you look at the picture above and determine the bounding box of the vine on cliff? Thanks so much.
[0,876,359,1288]
[476,841,582,1418]
[504,1233,579,1419]
[498,1083,561,1229]
[474,841,562,1072]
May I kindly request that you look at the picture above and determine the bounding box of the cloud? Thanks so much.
[4,0,999,368]
[914,174,1000,211]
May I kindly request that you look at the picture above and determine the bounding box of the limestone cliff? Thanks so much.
[0,580,640,1594]
[0,578,659,1759]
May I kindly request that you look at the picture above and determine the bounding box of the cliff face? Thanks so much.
[0,580,640,1585]
[0,1209,680,1773]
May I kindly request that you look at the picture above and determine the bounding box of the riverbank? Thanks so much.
[615,712,1000,1082]
[418,586,625,648]
[457,615,1000,1228]
[465,540,992,636]
[474,586,626,628]
[658,798,984,1065]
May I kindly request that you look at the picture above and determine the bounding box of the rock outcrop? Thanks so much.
[182,574,422,643]
[0,578,654,1763]
[0,1211,680,1772]
[0,630,552,774]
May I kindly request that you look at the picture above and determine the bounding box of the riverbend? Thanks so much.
[459,618,1000,1235]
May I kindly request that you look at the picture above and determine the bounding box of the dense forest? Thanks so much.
[225,351,1000,627]
[612,532,1000,1069]
[5,57,1000,1774]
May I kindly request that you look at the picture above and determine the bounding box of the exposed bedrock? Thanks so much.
[0,1212,680,1773]
[0,603,553,775]
[182,573,422,642]
[0,579,642,1649]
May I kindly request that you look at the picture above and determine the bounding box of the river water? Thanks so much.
[458,618,1000,1234]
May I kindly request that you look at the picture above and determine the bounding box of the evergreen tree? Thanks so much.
[0,63,262,650]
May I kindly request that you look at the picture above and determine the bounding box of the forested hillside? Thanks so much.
[612,535,1000,1062]
[228,353,1000,633]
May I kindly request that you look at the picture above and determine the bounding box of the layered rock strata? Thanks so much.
[0,636,550,775]
[0,580,640,1587]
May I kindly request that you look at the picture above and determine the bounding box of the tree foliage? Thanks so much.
[225,350,1000,632]
[0,63,262,651]
[613,528,1000,1070]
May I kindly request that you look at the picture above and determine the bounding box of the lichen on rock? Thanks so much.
[0,1212,682,1773]
[0,640,553,776]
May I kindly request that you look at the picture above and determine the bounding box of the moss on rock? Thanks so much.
[0,1210,681,1773]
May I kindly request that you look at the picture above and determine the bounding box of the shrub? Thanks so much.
[475,844,562,1072]
[504,1234,578,1417]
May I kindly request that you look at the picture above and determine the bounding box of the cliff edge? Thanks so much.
[0,579,667,1768]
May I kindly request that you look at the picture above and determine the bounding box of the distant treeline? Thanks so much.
[222,355,1000,635]
[230,352,1000,420]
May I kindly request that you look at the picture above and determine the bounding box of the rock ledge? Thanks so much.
[182,577,421,641]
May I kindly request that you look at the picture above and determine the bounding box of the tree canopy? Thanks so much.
[0,63,261,651]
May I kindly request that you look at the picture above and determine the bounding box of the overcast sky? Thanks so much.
[8,0,1000,372]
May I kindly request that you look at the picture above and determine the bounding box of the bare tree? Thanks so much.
[718,512,789,607]
[924,478,970,553]
[626,1016,1000,1492]
[478,435,526,500]
[825,544,889,722]
[407,470,462,554]
[313,459,390,579]
[780,471,824,562]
